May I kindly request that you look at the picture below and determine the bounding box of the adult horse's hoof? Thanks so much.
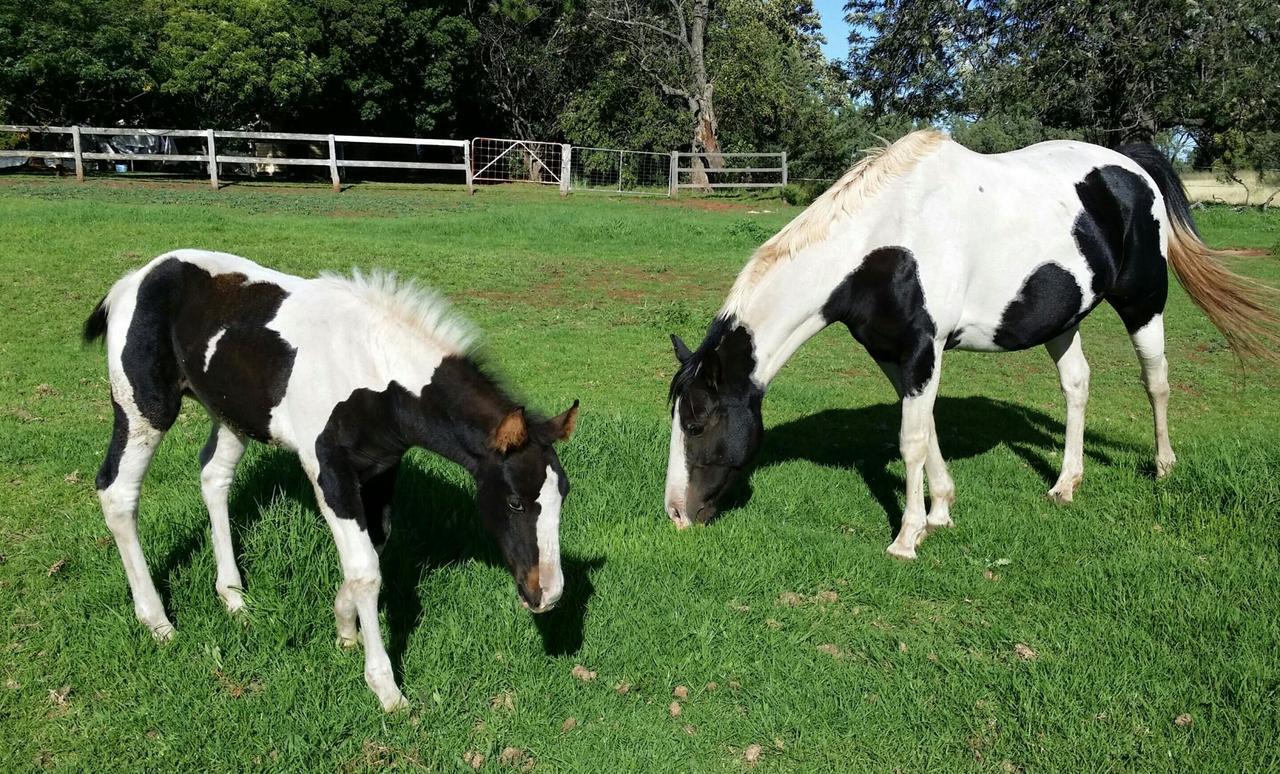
[381,693,410,713]
[150,622,176,642]
[885,542,917,561]
[1046,486,1074,504]
[336,635,359,650]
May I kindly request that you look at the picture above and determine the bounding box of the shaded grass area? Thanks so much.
[1,178,1278,770]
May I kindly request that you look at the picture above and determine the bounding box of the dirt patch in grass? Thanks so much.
[461,263,706,309]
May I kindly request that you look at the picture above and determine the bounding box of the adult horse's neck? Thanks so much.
[720,260,833,389]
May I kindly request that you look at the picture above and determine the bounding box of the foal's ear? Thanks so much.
[491,407,528,453]
[546,399,580,443]
[700,346,722,390]
[671,334,693,363]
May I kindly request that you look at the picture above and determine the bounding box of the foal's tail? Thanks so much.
[83,296,109,344]
[1120,143,1280,363]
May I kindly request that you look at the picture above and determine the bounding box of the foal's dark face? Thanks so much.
[476,403,578,613]
[666,329,763,526]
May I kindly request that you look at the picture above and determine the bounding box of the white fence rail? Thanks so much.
[569,147,671,196]
[672,151,787,196]
[0,124,472,191]
[1,125,793,199]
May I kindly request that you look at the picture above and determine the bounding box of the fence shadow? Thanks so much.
[736,395,1141,535]
[154,448,602,673]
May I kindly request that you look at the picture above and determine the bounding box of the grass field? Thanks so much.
[2,177,1278,771]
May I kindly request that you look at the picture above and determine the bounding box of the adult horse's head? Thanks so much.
[476,400,579,613]
[665,318,764,527]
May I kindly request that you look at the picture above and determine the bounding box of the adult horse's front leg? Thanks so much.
[876,360,955,534]
[306,453,407,712]
[1045,327,1090,502]
[886,346,944,560]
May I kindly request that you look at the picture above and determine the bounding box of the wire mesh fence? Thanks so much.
[569,147,671,195]
[471,137,565,186]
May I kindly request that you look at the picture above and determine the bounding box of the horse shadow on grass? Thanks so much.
[155,449,603,677]
[724,395,1143,535]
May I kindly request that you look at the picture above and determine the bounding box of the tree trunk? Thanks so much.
[687,0,722,191]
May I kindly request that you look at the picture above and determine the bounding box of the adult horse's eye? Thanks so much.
[506,495,524,513]
[686,423,704,437]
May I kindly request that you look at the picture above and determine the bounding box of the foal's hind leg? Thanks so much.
[1045,327,1090,502]
[97,397,175,640]
[876,360,955,532]
[1129,314,1176,476]
[200,424,247,614]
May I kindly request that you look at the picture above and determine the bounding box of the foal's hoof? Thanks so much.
[336,634,359,650]
[150,622,176,642]
[381,693,410,713]
[1047,487,1074,504]
[925,513,954,533]
[1156,456,1176,479]
[885,542,917,561]
[219,589,246,616]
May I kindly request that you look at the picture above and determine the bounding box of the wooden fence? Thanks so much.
[0,125,472,192]
[669,151,787,197]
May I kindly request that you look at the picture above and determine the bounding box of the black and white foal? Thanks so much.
[666,131,1278,558]
[85,250,578,711]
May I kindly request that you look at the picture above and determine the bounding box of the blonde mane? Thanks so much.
[723,130,947,313]
[317,269,479,355]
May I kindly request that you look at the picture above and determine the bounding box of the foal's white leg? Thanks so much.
[99,418,174,639]
[886,347,944,560]
[306,467,406,712]
[200,424,247,614]
[1129,314,1176,477]
[1045,327,1090,502]
[876,361,955,532]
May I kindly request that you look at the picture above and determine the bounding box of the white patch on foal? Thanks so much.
[535,464,564,609]
[203,327,227,370]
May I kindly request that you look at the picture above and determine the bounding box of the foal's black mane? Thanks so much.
[668,314,734,409]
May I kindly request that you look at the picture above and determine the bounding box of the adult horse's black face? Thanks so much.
[666,328,763,526]
[476,402,578,613]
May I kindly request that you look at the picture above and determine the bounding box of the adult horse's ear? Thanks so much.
[701,346,722,391]
[547,399,580,442]
[671,334,693,363]
[491,407,528,453]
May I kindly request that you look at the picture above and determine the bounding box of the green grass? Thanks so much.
[2,177,1278,771]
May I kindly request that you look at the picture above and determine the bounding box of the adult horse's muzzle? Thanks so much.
[518,566,562,614]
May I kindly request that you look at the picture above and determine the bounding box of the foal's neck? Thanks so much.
[400,355,516,475]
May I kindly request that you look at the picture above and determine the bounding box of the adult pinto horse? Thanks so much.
[665,131,1278,559]
[84,250,578,711]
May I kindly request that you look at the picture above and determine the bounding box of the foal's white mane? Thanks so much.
[317,269,479,355]
[723,129,947,315]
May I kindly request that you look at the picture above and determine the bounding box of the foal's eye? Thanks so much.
[506,495,524,513]
[686,424,704,437]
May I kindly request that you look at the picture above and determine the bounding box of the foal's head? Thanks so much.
[475,401,579,613]
[665,320,763,527]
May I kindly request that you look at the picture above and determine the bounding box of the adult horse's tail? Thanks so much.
[1120,143,1280,362]
[83,296,109,344]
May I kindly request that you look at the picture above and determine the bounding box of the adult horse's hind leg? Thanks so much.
[886,345,945,560]
[876,361,956,532]
[1129,315,1176,476]
[1045,327,1090,502]
[200,424,247,614]
[97,396,176,640]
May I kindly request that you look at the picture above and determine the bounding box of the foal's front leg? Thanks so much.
[305,453,407,712]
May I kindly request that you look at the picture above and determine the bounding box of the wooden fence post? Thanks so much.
[668,151,679,199]
[780,151,788,187]
[71,126,84,182]
[327,134,340,192]
[206,129,219,189]
[464,141,474,195]
[560,144,571,196]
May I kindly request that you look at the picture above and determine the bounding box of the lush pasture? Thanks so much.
[1,178,1278,770]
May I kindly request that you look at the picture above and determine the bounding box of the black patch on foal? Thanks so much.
[1072,165,1167,333]
[95,398,130,490]
[822,246,938,396]
[991,263,1086,351]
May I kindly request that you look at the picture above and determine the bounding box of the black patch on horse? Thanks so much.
[121,259,187,430]
[822,246,938,396]
[95,398,129,490]
[992,263,1087,351]
[1073,165,1167,333]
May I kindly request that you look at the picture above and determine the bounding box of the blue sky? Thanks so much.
[812,0,851,61]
